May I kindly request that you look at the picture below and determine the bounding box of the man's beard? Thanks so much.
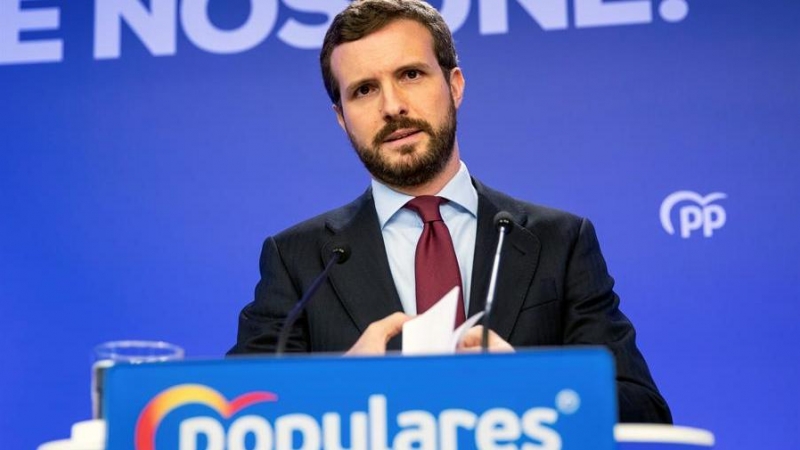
[347,102,457,189]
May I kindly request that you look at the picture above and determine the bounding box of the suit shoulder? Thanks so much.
[478,182,585,233]
[271,190,372,243]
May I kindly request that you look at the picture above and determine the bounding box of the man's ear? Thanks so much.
[333,103,346,131]
[449,67,465,109]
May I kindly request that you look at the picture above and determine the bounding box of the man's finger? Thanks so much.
[457,325,484,349]
[346,312,410,356]
[458,325,514,353]
[368,311,410,342]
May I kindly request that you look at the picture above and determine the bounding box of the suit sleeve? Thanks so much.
[563,218,673,424]
[228,236,310,355]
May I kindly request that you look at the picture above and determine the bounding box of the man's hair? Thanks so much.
[320,0,459,105]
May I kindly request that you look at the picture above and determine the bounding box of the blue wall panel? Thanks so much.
[2,1,798,448]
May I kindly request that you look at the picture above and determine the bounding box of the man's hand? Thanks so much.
[457,325,515,353]
[345,312,411,356]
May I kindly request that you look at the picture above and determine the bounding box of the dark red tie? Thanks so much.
[405,196,466,328]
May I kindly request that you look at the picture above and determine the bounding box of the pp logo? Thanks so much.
[660,191,727,238]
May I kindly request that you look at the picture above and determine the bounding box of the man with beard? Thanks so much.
[230,0,672,423]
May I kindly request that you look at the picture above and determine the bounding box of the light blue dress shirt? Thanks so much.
[371,162,478,316]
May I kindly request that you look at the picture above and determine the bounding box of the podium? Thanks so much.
[103,348,617,449]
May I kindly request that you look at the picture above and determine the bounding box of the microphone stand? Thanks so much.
[276,246,349,355]
[482,212,514,351]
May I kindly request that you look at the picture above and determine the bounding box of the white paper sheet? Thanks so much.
[402,287,484,355]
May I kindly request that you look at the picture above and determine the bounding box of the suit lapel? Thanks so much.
[467,194,498,317]
[322,190,404,345]
[469,182,542,340]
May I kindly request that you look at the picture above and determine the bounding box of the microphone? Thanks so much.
[482,212,514,351]
[275,244,351,355]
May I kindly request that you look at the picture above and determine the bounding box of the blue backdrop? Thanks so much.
[2,1,799,448]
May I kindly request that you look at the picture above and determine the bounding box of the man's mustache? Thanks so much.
[373,117,435,148]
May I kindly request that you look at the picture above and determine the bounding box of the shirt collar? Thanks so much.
[372,161,478,228]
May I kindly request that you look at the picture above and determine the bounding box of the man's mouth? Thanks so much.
[383,128,421,143]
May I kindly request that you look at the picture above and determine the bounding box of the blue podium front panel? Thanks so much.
[104,349,616,450]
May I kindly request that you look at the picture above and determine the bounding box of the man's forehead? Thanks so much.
[330,19,436,81]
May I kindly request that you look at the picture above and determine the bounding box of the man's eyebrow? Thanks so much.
[394,62,435,75]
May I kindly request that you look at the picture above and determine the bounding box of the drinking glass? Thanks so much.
[91,340,184,419]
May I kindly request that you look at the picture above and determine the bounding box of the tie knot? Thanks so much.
[405,196,446,223]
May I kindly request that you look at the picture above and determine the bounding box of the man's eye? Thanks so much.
[406,70,420,79]
[355,85,372,97]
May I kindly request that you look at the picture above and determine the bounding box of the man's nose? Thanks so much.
[380,84,408,120]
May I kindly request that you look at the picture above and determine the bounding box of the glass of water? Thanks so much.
[92,340,184,419]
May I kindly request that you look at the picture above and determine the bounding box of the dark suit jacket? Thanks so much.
[230,179,672,424]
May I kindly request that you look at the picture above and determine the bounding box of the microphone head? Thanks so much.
[331,244,351,264]
[493,211,515,234]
